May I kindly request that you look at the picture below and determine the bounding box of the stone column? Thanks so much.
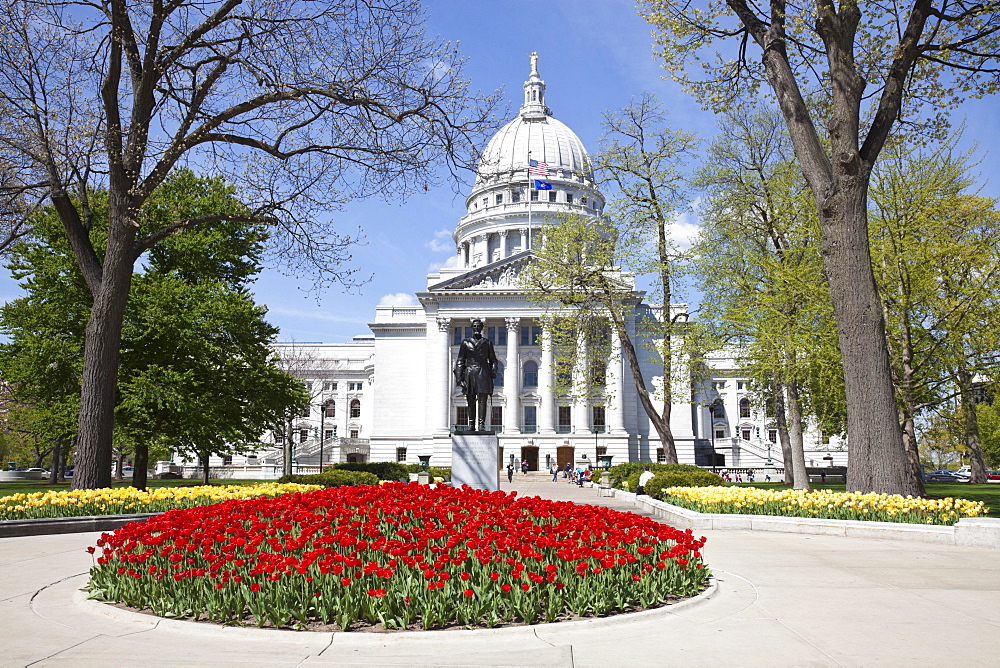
[573,332,590,434]
[503,317,520,434]
[474,234,487,267]
[427,316,452,438]
[499,229,510,259]
[539,323,555,435]
[608,327,627,435]
[456,244,463,269]
[519,228,529,254]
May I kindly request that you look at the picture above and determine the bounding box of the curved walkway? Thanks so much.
[1,476,998,667]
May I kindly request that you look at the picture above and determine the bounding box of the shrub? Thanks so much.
[646,471,725,499]
[613,463,704,490]
[322,462,409,481]
[403,464,452,481]
[277,470,378,487]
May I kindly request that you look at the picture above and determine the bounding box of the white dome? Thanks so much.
[475,115,594,184]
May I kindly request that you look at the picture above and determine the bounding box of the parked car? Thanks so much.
[985,470,1000,481]
[955,465,972,479]
[23,467,50,474]
[924,470,964,482]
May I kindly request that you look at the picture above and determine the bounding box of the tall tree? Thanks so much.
[0,170,308,489]
[640,0,1000,495]
[869,139,1000,485]
[523,95,698,463]
[0,0,499,489]
[695,104,838,489]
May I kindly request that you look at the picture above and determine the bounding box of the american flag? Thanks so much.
[528,159,549,177]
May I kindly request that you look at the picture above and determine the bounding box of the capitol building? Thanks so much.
[171,59,845,477]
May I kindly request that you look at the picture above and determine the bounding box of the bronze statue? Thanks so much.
[454,318,498,432]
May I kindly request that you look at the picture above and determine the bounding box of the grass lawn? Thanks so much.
[0,478,270,498]
[731,481,1000,518]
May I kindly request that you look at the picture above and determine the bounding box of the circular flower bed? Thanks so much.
[86,483,710,630]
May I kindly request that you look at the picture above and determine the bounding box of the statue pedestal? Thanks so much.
[451,433,500,491]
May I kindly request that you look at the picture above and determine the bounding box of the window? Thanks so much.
[596,445,607,457]
[739,398,750,418]
[495,194,503,205]
[350,399,361,418]
[247,455,258,465]
[566,193,574,204]
[523,406,537,430]
[737,381,745,390]
[656,448,666,463]
[523,361,538,388]
[512,191,521,203]
[396,447,407,463]
[548,190,557,202]
[324,401,335,418]
[714,429,725,439]
[592,406,606,433]
[498,327,507,346]
[300,405,311,418]
[558,406,571,427]
[494,360,504,387]
[589,360,607,386]
[741,428,752,441]
[453,327,462,345]
[491,406,503,429]
[273,431,284,444]
[303,381,313,391]
[486,327,496,344]
[520,326,540,345]
[457,406,469,427]
[223,455,233,466]
[768,429,778,443]
[581,196,588,205]
[299,429,309,443]
[324,429,335,441]
[482,197,488,207]
[350,429,359,438]
[530,190,539,201]
[323,381,337,391]
[765,398,775,417]
[712,403,725,418]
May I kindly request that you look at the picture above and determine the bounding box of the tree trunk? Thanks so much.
[132,442,149,491]
[617,324,676,463]
[957,367,989,484]
[899,409,927,494]
[201,452,211,485]
[818,185,920,495]
[71,212,136,490]
[283,417,294,476]
[49,440,62,485]
[772,384,795,488]
[784,380,811,491]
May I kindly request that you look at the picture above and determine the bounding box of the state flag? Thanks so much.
[534,180,552,190]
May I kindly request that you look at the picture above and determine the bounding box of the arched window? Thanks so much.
[494,361,504,387]
[350,399,361,418]
[324,401,335,418]
[523,361,538,388]
[739,398,750,418]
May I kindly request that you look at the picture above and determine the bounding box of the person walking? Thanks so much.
[506,462,514,483]
[637,465,654,495]
[564,462,572,479]
[551,463,559,482]
[521,460,529,475]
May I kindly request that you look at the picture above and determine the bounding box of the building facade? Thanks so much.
[171,59,846,477]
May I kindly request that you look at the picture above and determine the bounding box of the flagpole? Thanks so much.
[527,149,532,252]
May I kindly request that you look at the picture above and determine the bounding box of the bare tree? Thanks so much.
[0,0,499,489]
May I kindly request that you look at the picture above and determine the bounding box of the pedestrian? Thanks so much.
[765,474,771,482]
[521,460,529,475]
[637,465,654,495]
[564,462,572,479]
[506,462,514,483]
[551,463,559,482]
[748,471,755,483]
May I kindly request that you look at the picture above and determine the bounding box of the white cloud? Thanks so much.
[377,292,419,307]
[428,255,459,273]
[425,228,454,253]
[666,212,702,249]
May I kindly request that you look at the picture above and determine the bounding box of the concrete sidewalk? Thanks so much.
[1,475,998,667]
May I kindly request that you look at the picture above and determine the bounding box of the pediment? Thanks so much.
[429,251,532,292]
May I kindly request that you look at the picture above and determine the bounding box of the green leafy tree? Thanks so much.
[0,0,499,489]
[640,0,1000,495]
[0,170,308,489]
[869,138,1000,485]
[695,104,846,489]
[523,95,698,463]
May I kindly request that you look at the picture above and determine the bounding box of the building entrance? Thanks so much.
[520,446,539,471]
[556,446,575,471]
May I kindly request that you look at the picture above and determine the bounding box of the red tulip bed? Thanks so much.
[86,483,709,631]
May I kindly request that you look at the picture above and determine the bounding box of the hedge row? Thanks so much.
[277,470,378,487]
[608,462,703,489]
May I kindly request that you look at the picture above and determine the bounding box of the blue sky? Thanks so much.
[2,0,997,344]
